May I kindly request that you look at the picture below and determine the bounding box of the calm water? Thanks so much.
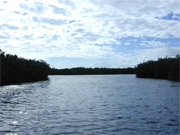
[0,75,179,134]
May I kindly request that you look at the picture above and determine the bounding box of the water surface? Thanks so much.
[0,75,179,134]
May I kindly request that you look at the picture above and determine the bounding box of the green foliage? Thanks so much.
[0,49,50,86]
[49,67,135,75]
[135,56,180,81]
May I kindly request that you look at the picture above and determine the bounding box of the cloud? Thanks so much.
[0,24,19,30]
[128,39,137,42]
[0,35,9,43]
[0,35,10,39]
[0,0,179,68]
[51,34,60,41]
[141,41,169,48]
[125,42,130,45]
[75,28,85,33]
[23,34,34,40]
[49,5,70,16]
[172,14,180,20]
[19,1,48,14]
[32,16,67,26]
[134,47,180,62]
[107,46,180,68]
[57,0,77,9]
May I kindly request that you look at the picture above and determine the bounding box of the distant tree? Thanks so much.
[48,67,135,75]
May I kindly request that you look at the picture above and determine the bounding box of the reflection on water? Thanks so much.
[0,75,179,134]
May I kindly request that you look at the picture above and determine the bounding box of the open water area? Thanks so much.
[0,75,179,134]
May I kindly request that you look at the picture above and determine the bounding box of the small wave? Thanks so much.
[0,130,15,133]
[166,123,176,126]
[170,85,180,88]
[112,127,138,132]
[145,120,159,124]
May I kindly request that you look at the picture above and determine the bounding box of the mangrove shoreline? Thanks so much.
[0,49,179,86]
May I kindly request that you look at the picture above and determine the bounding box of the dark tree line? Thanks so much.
[0,49,135,86]
[1,49,179,86]
[0,50,50,86]
[49,67,135,75]
[135,55,180,81]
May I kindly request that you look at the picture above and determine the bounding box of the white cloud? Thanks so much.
[49,5,70,16]
[0,0,180,68]
[0,35,10,39]
[172,15,180,20]
[100,47,180,68]
[125,42,130,45]
[0,24,19,30]
[134,47,180,62]
[141,41,169,48]
[32,16,68,26]
[19,2,47,14]
[128,39,137,42]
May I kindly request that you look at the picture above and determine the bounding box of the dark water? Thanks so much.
[0,75,179,134]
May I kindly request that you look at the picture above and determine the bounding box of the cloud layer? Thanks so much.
[0,0,179,68]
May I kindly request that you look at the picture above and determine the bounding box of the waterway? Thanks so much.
[0,75,179,134]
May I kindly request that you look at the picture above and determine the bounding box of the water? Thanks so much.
[0,75,179,134]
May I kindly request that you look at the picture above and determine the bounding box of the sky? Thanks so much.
[0,0,180,69]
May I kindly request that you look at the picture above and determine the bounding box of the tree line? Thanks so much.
[0,49,50,86]
[135,55,180,81]
[1,49,179,86]
[49,67,135,75]
[0,49,134,86]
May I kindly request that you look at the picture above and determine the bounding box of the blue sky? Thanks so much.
[0,0,179,69]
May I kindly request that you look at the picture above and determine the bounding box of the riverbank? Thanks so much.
[1,49,179,86]
[0,50,50,86]
[135,55,180,81]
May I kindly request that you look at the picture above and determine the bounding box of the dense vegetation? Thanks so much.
[135,55,180,81]
[49,67,135,75]
[0,50,50,86]
[1,49,179,86]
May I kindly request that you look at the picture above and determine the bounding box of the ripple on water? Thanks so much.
[0,75,179,134]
